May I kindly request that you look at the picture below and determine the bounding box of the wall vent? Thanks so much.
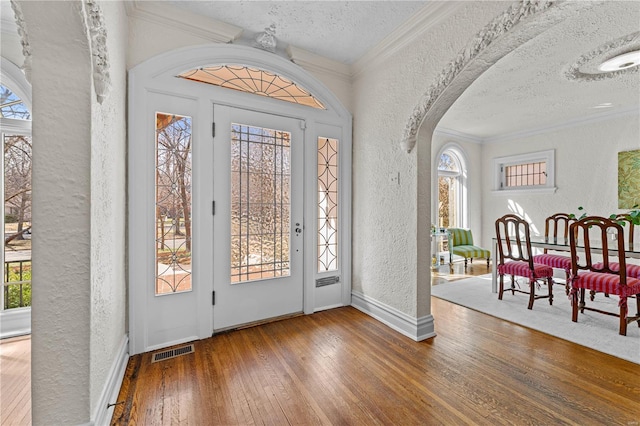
[316,276,340,287]
[151,344,195,363]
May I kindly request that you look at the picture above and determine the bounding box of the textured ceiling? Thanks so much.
[438,1,640,139]
[2,1,638,141]
[168,1,428,64]
[169,1,640,140]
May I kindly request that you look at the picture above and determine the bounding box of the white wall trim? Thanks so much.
[352,2,464,78]
[491,187,558,196]
[433,127,483,144]
[483,105,640,144]
[351,291,436,341]
[286,45,351,83]
[0,308,30,339]
[91,335,129,426]
[124,0,243,43]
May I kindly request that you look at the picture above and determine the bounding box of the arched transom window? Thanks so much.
[1,85,31,120]
[178,65,325,109]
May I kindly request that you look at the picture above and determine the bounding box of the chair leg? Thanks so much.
[564,270,570,295]
[579,289,586,313]
[464,258,468,268]
[486,258,490,269]
[527,279,535,310]
[498,274,504,300]
[589,290,595,301]
[548,277,553,306]
[571,290,578,322]
[619,297,628,336]
[637,295,640,328]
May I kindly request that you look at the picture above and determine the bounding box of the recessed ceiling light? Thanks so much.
[598,50,640,72]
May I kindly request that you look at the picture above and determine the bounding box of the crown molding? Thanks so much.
[124,0,243,43]
[483,105,640,144]
[433,127,483,144]
[351,2,465,78]
[286,45,351,83]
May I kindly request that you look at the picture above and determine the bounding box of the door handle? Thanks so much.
[295,223,302,235]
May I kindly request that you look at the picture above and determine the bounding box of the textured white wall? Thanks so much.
[481,113,640,247]
[351,2,506,318]
[90,0,128,416]
[20,1,93,423]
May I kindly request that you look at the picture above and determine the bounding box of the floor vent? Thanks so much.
[316,276,340,287]
[151,344,195,363]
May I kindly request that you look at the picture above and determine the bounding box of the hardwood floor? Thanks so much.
[111,299,640,425]
[431,258,491,285]
[0,335,31,426]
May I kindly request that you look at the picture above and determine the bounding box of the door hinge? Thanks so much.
[212,201,215,215]
[212,122,216,138]
[212,291,215,306]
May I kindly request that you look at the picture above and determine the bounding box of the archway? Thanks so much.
[408,0,595,324]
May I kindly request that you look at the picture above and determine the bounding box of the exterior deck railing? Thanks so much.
[4,259,31,310]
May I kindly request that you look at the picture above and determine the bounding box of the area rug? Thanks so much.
[431,275,640,364]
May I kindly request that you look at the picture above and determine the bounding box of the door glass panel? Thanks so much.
[3,134,32,310]
[317,137,338,272]
[438,175,458,229]
[155,113,192,295]
[230,123,291,283]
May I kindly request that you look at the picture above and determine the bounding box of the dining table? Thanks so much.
[491,236,640,293]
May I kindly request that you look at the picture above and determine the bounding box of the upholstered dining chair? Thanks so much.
[447,228,491,269]
[495,214,555,310]
[533,213,576,295]
[590,214,640,301]
[569,216,640,336]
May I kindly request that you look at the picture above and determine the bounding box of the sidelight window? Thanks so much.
[155,113,193,295]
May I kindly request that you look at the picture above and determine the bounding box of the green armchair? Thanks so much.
[447,228,490,268]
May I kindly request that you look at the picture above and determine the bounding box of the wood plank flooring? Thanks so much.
[0,335,31,426]
[111,299,640,425]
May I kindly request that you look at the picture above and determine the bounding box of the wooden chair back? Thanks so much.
[495,214,534,269]
[569,216,629,286]
[543,213,576,253]
[612,213,635,251]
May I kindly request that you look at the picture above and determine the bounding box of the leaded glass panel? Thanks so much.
[318,137,338,272]
[155,113,192,295]
[179,65,325,110]
[230,123,291,282]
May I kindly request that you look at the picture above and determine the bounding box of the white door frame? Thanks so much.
[0,58,33,339]
[128,44,352,355]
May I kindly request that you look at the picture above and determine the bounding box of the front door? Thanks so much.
[212,105,304,331]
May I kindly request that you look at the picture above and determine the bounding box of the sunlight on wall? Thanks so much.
[507,199,540,235]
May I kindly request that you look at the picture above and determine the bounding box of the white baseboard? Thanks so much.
[0,308,31,339]
[92,335,129,426]
[351,291,436,341]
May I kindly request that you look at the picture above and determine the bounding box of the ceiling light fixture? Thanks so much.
[598,50,640,72]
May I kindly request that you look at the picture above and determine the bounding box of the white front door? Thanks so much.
[212,105,304,330]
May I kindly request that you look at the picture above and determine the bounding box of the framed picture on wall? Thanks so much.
[618,149,640,209]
